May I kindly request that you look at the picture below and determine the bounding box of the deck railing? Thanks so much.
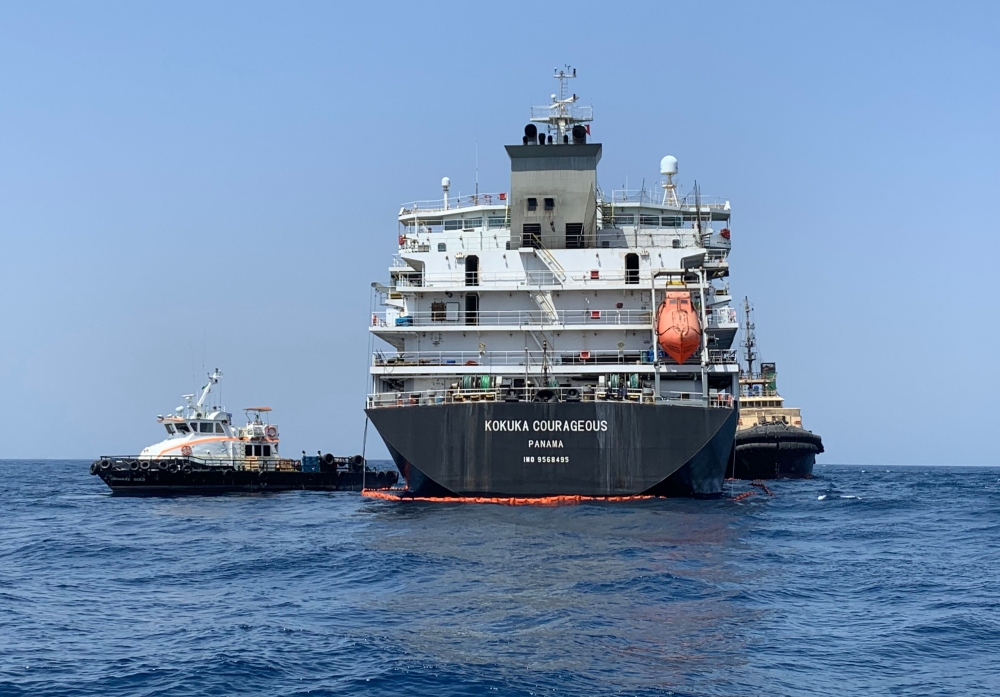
[399,192,508,214]
[371,348,738,368]
[367,386,734,409]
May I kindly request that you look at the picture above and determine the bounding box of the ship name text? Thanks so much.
[484,419,608,433]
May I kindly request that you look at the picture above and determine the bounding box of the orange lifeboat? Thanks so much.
[656,291,702,364]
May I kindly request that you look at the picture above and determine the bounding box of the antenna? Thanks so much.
[741,297,757,377]
[694,180,702,235]
[660,155,678,206]
[475,140,479,197]
[530,65,591,140]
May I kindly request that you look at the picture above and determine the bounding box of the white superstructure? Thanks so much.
[368,69,739,409]
[137,370,287,469]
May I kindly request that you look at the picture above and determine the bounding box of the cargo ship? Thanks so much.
[365,68,741,497]
[732,299,824,479]
[92,370,396,494]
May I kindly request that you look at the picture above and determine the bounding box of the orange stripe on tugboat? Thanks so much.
[155,436,237,457]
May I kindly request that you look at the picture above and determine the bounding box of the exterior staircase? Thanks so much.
[529,290,559,324]
[533,245,567,284]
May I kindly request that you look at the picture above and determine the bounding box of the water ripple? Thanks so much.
[2,461,999,696]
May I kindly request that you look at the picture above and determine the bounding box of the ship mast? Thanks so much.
[741,297,757,377]
[530,65,591,140]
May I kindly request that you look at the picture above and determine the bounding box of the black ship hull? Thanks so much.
[365,401,738,497]
[730,423,824,480]
[91,459,397,495]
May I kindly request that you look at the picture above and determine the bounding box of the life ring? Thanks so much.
[129,460,139,471]
[156,460,168,471]
[265,426,278,439]
[464,360,478,366]
[139,461,150,470]
[169,462,180,473]
[100,460,111,471]
[181,445,193,457]
[90,462,99,475]
[182,464,192,474]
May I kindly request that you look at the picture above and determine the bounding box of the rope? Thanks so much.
[361,417,369,490]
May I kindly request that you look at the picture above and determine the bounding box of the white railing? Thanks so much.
[367,386,734,409]
[708,307,738,326]
[388,268,705,288]
[606,190,729,208]
[371,348,738,368]
[399,236,509,253]
[529,104,594,122]
[377,308,654,328]
[400,193,508,214]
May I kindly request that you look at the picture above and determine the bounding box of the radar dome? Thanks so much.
[441,177,451,190]
[660,156,678,176]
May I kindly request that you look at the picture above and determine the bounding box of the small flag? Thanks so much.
[585,124,590,135]
[499,192,507,200]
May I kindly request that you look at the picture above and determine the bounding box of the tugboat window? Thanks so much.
[527,197,537,211]
[176,423,190,434]
[254,445,263,456]
[165,424,176,435]
[245,444,253,457]
[215,423,225,434]
[263,445,272,457]
[199,422,214,433]
[189,423,198,432]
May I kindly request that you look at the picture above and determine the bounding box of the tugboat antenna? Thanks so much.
[741,297,757,377]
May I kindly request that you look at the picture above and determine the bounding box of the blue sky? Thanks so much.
[1,1,997,463]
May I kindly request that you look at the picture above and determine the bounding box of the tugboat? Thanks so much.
[91,370,397,494]
[732,299,824,479]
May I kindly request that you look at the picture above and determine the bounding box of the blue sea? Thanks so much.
[2,461,999,696]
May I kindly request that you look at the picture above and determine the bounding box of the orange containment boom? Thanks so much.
[362,489,658,506]
[656,291,702,364]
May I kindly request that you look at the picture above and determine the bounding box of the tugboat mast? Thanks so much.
[741,297,757,377]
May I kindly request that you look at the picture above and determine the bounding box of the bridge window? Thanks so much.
[164,424,176,435]
[527,197,537,212]
[437,243,446,252]
[199,422,214,433]
[215,423,225,434]
[544,197,555,211]
[175,423,190,434]
[625,253,639,284]
[263,445,272,457]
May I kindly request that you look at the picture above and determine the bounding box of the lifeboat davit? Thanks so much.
[656,291,702,364]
